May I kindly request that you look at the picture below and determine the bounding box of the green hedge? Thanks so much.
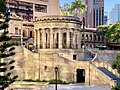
[112,84,120,90]
[22,79,68,84]
[49,79,68,84]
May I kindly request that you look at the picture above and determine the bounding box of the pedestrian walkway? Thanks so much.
[13,84,111,90]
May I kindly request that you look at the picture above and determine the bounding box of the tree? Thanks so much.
[96,21,120,44]
[0,0,18,89]
[110,21,120,43]
[71,0,87,16]
[96,25,111,43]
[112,54,120,74]
[60,2,73,16]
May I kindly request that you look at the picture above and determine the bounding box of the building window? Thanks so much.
[15,27,18,34]
[40,0,48,2]
[44,66,47,70]
[73,55,77,60]
[30,31,32,37]
[35,4,47,13]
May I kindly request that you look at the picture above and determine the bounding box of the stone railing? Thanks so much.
[92,61,120,78]
[85,48,98,61]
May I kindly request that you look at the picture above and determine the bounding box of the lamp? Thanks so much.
[54,67,58,90]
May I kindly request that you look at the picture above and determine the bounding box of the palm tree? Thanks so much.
[60,2,72,16]
[71,0,87,16]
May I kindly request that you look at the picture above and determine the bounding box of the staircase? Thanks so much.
[87,48,120,86]
[84,52,93,61]
[98,67,120,84]
[84,48,97,61]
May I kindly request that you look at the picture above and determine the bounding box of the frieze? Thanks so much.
[35,22,81,29]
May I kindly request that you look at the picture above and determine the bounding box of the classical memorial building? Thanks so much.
[34,16,82,60]
[12,16,120,88]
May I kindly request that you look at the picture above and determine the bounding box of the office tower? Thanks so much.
[6,0,60,21]
[109,4,120,24]
[104,12,108,24]
[84,0,104,28]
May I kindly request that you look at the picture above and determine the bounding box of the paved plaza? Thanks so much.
[13,84,111,90]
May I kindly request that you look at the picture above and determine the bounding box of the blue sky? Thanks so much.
[60,0,120,13]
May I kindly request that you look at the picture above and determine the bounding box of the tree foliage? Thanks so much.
[60,2,73,16]
[96,25,111,43]
[0,0,18,89]
[96,21,120,44]
[71,0,87,16]
[112,54,120,74]
[60,0,87,16]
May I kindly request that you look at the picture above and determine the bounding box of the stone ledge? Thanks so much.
[6,81,49,90]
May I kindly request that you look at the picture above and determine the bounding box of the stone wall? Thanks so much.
[13,46,117,87]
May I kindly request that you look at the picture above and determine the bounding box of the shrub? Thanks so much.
[49,79,68,84]
[112,54,120,74]
[42,80,48,82]
[23,79,35,82]
[112,84,120,90]
[35,79,41,82]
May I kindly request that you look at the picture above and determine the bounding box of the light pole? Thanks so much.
[20,19,23,46]
[89,61,91,86]
[54,67,58,90]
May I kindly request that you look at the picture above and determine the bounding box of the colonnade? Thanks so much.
[34,28,81,49]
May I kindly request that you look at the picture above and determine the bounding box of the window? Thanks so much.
[30,31,32,37]
[35,4,47,13]
[73,55,77,60]
[40,0,48,2]
[44,66,47,70]
[15,27,18,34]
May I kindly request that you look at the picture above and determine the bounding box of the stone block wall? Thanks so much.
[13,46,117,87]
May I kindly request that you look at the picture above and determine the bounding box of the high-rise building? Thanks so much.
[83,0,104,28]
[104,12,108,24]
[109,4,120,24]
[6,0,60,21]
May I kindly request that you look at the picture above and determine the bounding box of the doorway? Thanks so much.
[30,31,32,37]
[77,69,85,83]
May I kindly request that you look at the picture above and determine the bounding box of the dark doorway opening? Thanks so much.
[77,69,85,83]
[30,31,32,37]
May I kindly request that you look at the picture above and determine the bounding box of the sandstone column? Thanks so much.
[47,32,50,48]
[50,28,53,49]
[34,30,37,48]
[78,30,81,49]
[37,29,40,49]
[59,29,62,49]
[67,30,70,49]
[73,30,76,49]
[42,29,46,49]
